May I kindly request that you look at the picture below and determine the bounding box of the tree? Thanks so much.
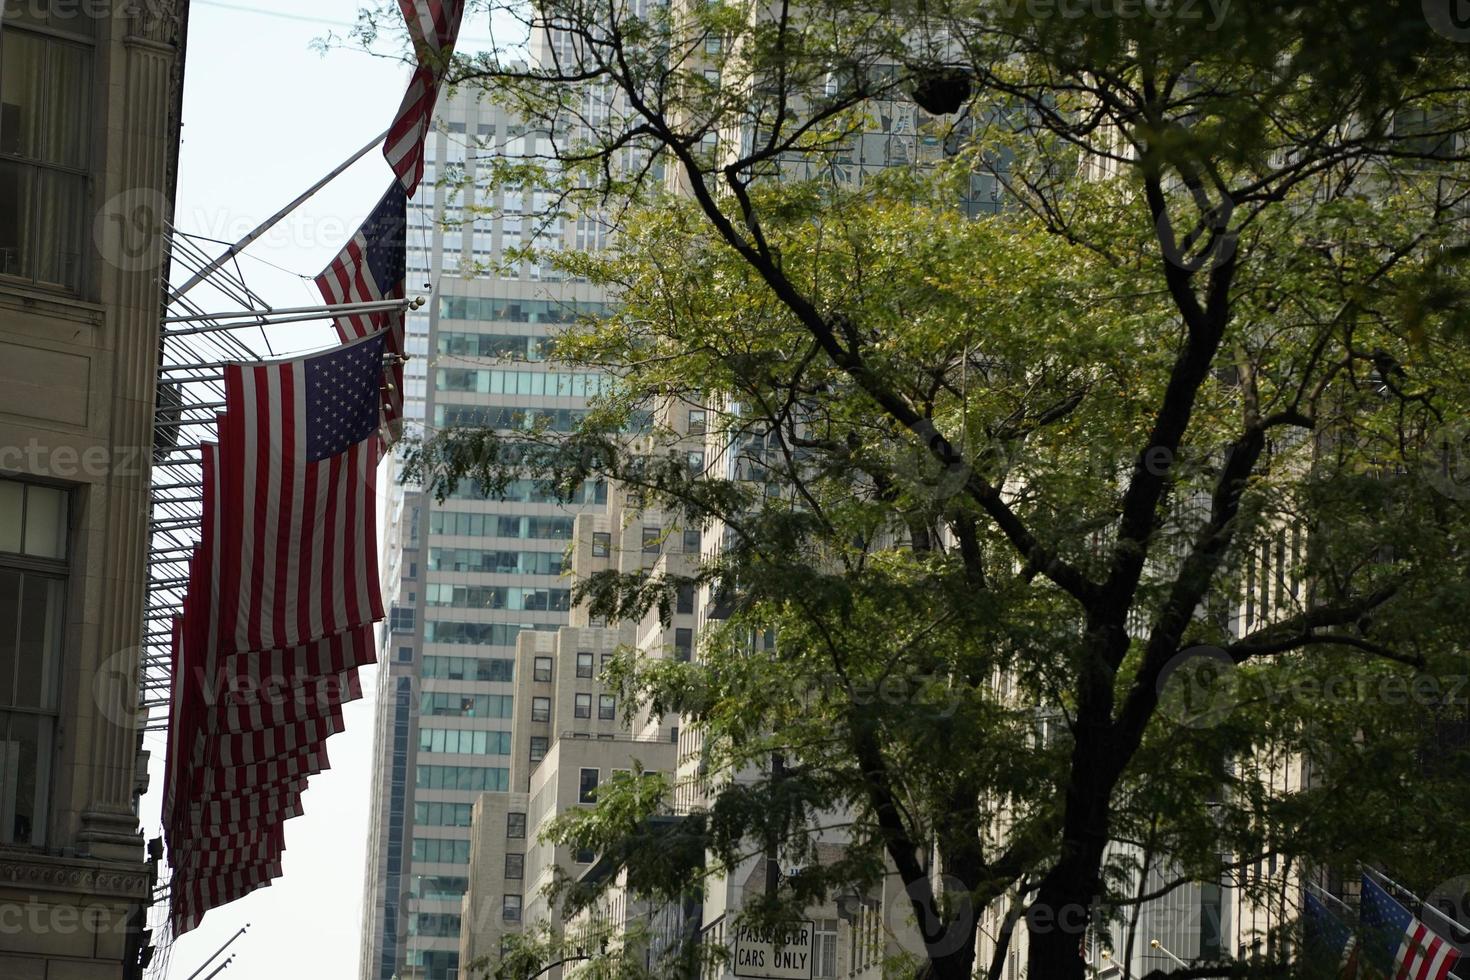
[371,2,1470,977]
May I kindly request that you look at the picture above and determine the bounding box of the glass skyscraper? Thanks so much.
[359,84,616,980]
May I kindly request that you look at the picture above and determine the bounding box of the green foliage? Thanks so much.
[375,1,1470,976]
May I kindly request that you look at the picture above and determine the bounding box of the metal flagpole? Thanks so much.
[163,298,414,324]
[167,128,389,306]
[183,924,248,980]
[200,956,235,980]
[1306,880,1356,918]
[1363,865,1425,904]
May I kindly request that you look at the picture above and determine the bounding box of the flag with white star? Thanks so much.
[315,182,408,446]
[216,331,389,656]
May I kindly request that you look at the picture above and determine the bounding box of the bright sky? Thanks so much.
[149,2,435,977]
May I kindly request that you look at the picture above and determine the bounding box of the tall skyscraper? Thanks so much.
[359,85,621,980]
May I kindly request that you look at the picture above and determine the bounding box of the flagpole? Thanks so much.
[1363,864,1426,905]
[1307,880,1356,916]
[167,128,390,306]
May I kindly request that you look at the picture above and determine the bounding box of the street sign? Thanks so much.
[731,920,816,980]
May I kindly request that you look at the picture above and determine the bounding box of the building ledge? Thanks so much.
[0,850,151,902]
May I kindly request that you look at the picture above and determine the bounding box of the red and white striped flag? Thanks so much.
[385,0,465,192]
[398,0,462,54]
[217,333,388,655]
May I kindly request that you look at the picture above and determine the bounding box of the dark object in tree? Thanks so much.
[909,65,971,115]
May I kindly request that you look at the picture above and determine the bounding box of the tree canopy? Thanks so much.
[364,1,1470,977]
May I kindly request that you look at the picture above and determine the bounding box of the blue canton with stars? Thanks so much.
[304,332,389,461]
[363,183,407,295]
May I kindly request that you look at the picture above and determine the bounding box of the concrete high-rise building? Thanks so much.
[358,84,623,980]
[0,2,189,977]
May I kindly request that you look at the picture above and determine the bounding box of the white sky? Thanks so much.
[146,2,458,976]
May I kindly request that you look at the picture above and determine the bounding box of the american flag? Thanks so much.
[399,0,462,55]
[1304,891,1358,977]
[172,860,286,937]
[217,332,388,655]
[1361,875,1462,980]
[166,451,298,935]
[314,182,408,443]
[385,0,465,192]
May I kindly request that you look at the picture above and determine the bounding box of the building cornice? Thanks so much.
[0,851,151,902]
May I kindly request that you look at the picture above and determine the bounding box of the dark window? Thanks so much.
[682,528,701,553]
[592,531,610,558]
[504,853,524,880]
[506,812,526,839]
[531,697,550,723]
[670,726,679,744]
[574,847,595,864]
[574,694,591,719]
[0,23,92,292]
[598,695,616,720]
[503,895,522,922]
[675,628,693,662]
[533,656,553,682]
[396,646,413,663]
[642,527,661,554]
[578,768,599,803]
[576,652,593,678]
[529,736,548,763]
[0,479,68,847]
[676,583,695,615]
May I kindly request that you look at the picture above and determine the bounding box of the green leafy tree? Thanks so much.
[362,2,1470,977]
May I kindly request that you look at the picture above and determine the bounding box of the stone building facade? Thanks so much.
[0,2,189,977]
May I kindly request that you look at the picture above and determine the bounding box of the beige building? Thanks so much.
[0,2,189,978]
[454,619,679,976]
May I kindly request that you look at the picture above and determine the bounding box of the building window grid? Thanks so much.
[0,478,69,847]
[0,21,93,292]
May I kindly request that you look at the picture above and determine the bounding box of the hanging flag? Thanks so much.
[1304,891,1359,978]
[398,0,462,55]
[385,0,465,192]
[217,332,389,655]
[1361,874,1462,980]
[314,182,408,443]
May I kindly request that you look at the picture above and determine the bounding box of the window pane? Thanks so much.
[14,575,62,710]
[0,33,45,160]
[32,170,86,290]
[0,570,19,706]
[0,483,20,553]
[0,711,53,845]
[40,41,89,168]
[0,160,32,280]
[578,768,598,803]
[21,485,65,560]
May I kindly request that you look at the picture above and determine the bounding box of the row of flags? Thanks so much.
[314,0,466,442]
[162,0,465,935]
[1305,873,1466,980]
